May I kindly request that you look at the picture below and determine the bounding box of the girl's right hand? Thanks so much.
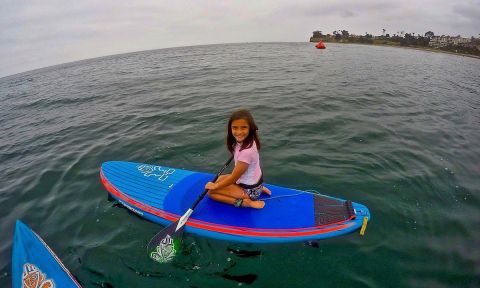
[205,182,217,190]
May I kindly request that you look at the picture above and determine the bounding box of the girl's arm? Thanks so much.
[207,161,248,190]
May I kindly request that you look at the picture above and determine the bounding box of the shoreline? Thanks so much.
[314,41,480,60]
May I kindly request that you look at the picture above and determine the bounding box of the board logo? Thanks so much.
[150,234,176,263]
[137,165,175,181]
[22,263,55,288]
[119,200,144,216]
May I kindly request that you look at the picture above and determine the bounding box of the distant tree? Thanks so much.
[385,33,390,38]
[425,31,434,38]
[401,33,414,46]
[358,33,374,44]
[417,36,430,46]
[341,30,349,38]
[333,30,342,40]
[313,30,324,38]
[382,28,386,36]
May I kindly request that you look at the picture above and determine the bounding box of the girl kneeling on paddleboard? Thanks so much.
[205,109,271,209]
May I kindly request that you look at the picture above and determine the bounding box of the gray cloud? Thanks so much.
[279,1,399,18]
[453,1,480,22]
[341,10,356,18]
[1,0,479,78]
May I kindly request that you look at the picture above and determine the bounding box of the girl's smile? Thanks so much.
[231,119,249,143]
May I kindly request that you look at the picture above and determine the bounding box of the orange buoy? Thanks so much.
[315,41,326,49]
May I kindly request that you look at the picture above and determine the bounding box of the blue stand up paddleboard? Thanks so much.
[100,161,370,243]
[12,220,82,288]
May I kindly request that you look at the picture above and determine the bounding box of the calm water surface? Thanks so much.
[1,43,479,287]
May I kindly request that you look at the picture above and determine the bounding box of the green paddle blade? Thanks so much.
[147,220,184,263]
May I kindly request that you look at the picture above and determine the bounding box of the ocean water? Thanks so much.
[0,42,479,287]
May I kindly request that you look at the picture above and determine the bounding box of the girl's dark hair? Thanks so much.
[226,109,261,154]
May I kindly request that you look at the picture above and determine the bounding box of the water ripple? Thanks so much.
[1,43,479,287]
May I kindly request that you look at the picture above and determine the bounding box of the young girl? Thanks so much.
[205,109,271,209]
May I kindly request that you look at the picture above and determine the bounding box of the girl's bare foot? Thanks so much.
[243,199,265,209]
[262,186,271,196]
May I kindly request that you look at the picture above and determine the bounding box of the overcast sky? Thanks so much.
[2,0,479,78]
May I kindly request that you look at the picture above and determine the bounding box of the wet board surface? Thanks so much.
[101,161,370,243]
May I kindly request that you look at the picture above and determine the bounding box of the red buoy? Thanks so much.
[315,41,326,49]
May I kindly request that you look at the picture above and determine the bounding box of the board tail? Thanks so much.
[313,197,356,226]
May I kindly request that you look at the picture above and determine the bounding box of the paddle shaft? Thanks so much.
[174,155,234,231]
[191,155,234,210]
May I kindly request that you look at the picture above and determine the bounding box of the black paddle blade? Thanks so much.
[147,221,184,263]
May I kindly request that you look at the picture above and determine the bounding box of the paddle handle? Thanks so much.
[190,155,234,210]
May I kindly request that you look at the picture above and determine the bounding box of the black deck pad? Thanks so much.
[313,195,355,226]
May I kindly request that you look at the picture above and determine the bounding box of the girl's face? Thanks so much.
[231,119,249,143]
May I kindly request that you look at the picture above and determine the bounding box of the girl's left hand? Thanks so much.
[205,182,217,190]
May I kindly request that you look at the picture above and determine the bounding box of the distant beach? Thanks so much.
[310,30,480,60]
[317,41,480,60]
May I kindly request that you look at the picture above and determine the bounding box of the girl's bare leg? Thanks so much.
[207,178,265,209]
[207,193,265,209]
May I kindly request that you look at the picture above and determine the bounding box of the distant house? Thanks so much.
[429,36,449,48]
[451,36,470,45]
[429,35,471,48]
